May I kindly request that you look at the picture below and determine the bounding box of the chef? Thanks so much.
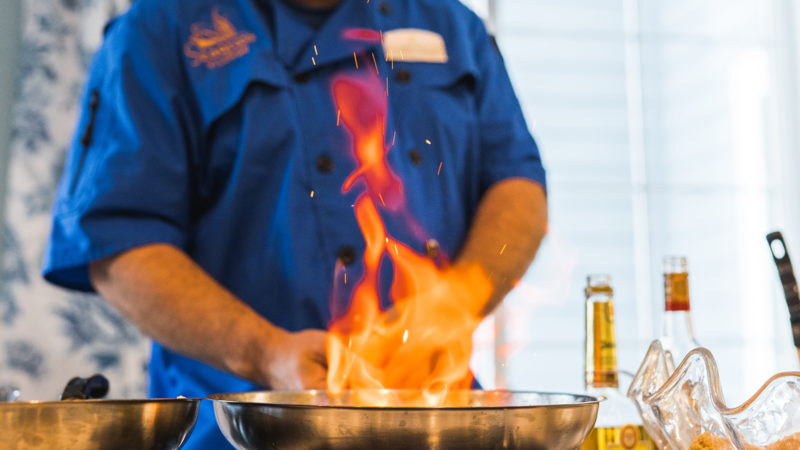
[42,0,547,447]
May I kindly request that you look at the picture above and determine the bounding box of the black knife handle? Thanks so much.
[767,231,800,347]
[60,374,109,400]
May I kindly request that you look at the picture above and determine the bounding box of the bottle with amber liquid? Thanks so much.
[660,256,701,372]
[580,275,653,450]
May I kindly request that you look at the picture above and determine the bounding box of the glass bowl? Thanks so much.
[627,340,800,449]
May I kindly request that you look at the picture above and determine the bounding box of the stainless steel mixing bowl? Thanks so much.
[0,398,200,449]
[208,390,599,449]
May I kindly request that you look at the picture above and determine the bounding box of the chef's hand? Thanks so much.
[262,328,328,390]
[88,243,329,390]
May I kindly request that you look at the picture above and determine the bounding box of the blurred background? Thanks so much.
[1,0,799,405]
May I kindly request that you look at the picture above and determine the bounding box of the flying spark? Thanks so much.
[354,52,359,69]
[312,57,316,66]
[425,139,431,145]
[372,52,379,74]
[337,109,341,126]
[314,44,318,56]
[402,329,409,343]
[437,161,443,176]
[499,244,507,255]
[310,190,315,198]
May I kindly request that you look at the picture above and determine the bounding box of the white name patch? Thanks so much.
[383,29,448,64]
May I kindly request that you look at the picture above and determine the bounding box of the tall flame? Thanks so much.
[335,75,403,211]
[326,63,493,406]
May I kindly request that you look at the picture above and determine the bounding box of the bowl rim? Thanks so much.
[0,397,202,407]
[206,389,601,411]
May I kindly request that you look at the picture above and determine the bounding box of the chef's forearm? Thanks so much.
[455,178,548,316]
[88,243,280,385]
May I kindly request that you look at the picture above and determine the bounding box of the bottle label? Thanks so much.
[665,272,690,311]
[580,425,654,450]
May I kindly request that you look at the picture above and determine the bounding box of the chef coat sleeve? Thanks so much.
[42,3,198,292]
[472,17,547,196]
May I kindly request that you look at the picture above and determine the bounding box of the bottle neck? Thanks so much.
[661,309,701,372]
[664,271,690,311]
[662,310,698,341]
[662,270,699,342]
[585,296,619,389]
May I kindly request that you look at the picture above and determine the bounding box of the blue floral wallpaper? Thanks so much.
[1,0,148,400]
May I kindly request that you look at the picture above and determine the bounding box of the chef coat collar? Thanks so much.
[271,0,338,67]
[283,0,382,75]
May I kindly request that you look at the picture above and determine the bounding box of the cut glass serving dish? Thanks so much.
[627,340,800,449]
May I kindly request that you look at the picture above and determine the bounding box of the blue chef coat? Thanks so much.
[42,0,546,448]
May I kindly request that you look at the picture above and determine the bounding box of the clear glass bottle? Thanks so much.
[580,275,653,450]
[660,256,701,373]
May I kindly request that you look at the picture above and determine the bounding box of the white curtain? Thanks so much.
[1,0,147,400]
[492,0,800,405]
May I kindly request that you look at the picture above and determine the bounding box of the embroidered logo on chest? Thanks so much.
[184,7,256,69]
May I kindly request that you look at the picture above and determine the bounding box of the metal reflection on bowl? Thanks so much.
[0,397,200,450]
[209,389,600,450]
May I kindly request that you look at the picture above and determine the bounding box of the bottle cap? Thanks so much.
[585,274,613,297]
[663,256,688,274]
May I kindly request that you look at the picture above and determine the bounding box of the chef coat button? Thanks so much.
[425,239,441,259]
[316,154,334,173]
[379,2,391,15]
[409,149,422,166]
[294,72,310,84]
[338,246,357,266]
[395,69,412,84]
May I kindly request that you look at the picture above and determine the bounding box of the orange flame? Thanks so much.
[333,75,403,211]
[326,69,493,406]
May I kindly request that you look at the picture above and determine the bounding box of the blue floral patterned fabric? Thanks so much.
[1,0,147,400]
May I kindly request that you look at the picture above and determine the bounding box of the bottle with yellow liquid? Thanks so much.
[580,275,654,450]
